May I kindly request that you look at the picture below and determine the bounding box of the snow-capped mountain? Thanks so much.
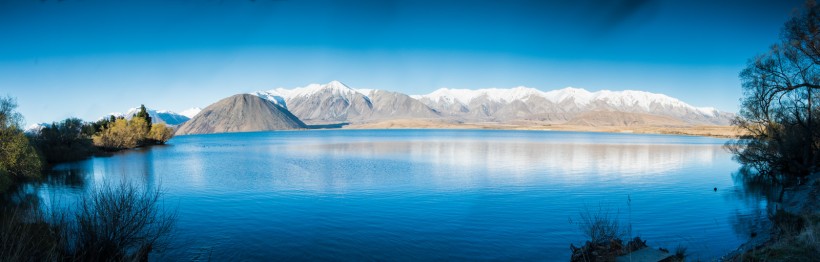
[24,123,49,134]
[250,81,732,126]
[251,81,370,108]
[252,80,438,123]
[103,107,191,126]
[412,86,731,125]
[411,86,545,104]
[179,107,202,119]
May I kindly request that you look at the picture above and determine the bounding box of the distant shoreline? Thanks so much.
[339,119,743,138]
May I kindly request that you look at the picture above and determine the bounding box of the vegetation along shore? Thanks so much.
[1,97,176,260]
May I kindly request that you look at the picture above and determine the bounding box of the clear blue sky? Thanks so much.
[0,0,805,124]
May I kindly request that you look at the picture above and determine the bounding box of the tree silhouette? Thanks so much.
[729,1,820,180]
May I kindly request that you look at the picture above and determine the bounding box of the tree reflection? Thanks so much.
[45,163,91,189]
[727,166,780,244]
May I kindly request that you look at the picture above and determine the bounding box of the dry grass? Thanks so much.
[738,212,820,262]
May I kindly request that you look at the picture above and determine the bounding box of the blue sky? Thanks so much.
[0,0,805,124]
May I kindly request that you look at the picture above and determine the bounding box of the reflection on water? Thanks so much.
[46,163,89,189]
[726,167,781,244]
[296,141,718,179]
[33,130,766,261]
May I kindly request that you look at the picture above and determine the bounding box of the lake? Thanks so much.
[38,129,765,261]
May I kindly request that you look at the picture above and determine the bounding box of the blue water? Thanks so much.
[39,129,763,261]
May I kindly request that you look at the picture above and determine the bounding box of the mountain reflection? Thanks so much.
[294,140,720,177]
[27,131,751,261]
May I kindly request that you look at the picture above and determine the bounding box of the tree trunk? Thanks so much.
[809,86,814,174]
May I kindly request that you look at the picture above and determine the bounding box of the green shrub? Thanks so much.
[31,118,96,163]
[0,96,43,193]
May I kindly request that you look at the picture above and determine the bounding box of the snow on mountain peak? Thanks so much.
[254,81,372,106]
[695,106,718,116]
[251,90,288,107]
[101,106,192,125]
[541,87,593,104]
[423,88,473,104]
[588,89,701,112]
[326,80,348,89]
[283,81,356,97]
[25,123,48,134]
[419,86,546,105]
[123,107,180,117]
[415,86,720,117]
[180,107,202,118]
[250,81,724,119]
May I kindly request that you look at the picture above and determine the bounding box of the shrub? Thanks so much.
[577,205,624,245]
[0,96,42,193]
[31,118,96,163]
[1,183,177,260]
[92,117,149,150]
[69,182,176,261]
[92,116,173,150]
[147,123,174,145]
[0,206,66,261]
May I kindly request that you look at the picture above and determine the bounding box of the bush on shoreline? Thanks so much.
[28,104,175,164]
[31,118,96,164]
[0,96,43,193]
[1,97,178,260]
[0,183,176,261]
[576,205,624,246]
[92,105,175,151]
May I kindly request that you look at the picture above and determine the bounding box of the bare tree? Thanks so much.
[729,1,820,180]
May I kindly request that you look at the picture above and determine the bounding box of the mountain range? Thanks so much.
[248,81,732,126]
[250,81,439,124]
[99,80,734,135]
[411,86,732,125]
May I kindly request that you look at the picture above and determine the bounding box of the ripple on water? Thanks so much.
[42,130,759,261]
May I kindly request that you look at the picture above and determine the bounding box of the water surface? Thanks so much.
[41,129,762,260]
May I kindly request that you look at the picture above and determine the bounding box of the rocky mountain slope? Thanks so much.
[252,81,733,126]
[252,81,439,124]
[412,87,733,125]
[175,94,305,135]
